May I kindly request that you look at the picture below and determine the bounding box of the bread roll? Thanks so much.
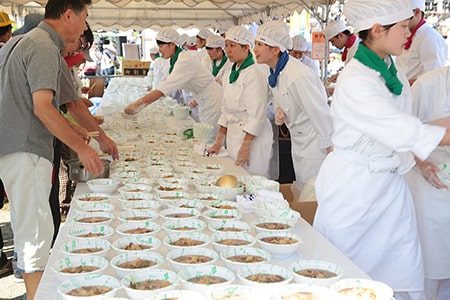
[215,175,239,188]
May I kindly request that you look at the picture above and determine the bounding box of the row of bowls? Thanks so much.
[57,265,393,300]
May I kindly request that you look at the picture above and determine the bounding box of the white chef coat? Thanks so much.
[405,66,450,282]
[299,55,320,75]
[314,58,446,293]
[157,51,222,126]
[206,56,233,83]
[218,64,273,177]
[343,36,360,65]
[396,24,448,81]
[269,58,333,186]
[150,57,169,90]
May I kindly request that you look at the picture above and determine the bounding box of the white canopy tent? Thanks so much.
[0,0,336,30]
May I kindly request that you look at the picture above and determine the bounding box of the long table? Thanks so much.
[35,94,370,299]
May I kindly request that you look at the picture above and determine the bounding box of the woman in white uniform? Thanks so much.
[253,21,333,188]
[405,66,450,300]
[207,26,272,177]
[313,1,450,299]
[124,27,222,126]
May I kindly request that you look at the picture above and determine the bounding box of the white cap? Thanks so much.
[344,0,413,32]
[149,47,159,54]
[291,35,308,51]
[410,0,425,11]
[216,27,227,35]
[197,28,213,40]
[179,34,189,45]
[255,20,292,52]
[323,20,347,39]
[187,36,196,46]
[206,34,225,49]
[157,27,180,44]
[226,26,254,48]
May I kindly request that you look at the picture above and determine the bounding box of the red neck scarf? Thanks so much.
[342,34,357,62]
[404,18,426,50]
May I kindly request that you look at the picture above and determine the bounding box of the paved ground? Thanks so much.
[0,203,27,300]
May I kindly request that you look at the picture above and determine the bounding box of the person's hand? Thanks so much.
[81,97,94,107]
[188,100,198,108]
[81,86,91,94]
[417,160,447,190]
[94,115,104,125]
[77,146,104,176]
[427,116,450,130]
[124,99,145,115]
[275,107,286,125]
[68,123,90,143]
[235,140,251,166]
[326,146,333,154]
[207,132,225,156]
[97,134,119,160]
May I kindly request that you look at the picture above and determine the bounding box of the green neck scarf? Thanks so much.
[169,47,183,74]
[212,53,228,76]
[353,43,403,95]
[229,52,254,84]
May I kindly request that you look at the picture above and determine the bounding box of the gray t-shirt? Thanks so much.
[0,22,66,162]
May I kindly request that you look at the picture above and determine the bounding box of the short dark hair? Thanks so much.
[83,22,94,45]
[45,0,92,19]
[0,25,12,36]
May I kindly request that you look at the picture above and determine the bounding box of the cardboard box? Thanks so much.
[279,183,317,226]
[122,60,150,77]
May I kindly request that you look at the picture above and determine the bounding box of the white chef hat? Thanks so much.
[410,0,425,11]
[157,27,180,44]
[291,35,308,51]
[255,20,292,52]
[179,33,189,45]
[149,47,159,54]
[344,0,413,32]
[197,28,213,40]
[323,20,347,39]
[226,26,254,48]
[206,34,225,49]
[187,36,197,46]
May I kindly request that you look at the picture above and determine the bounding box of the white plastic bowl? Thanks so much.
[236,263,292,288]
[121,176,154,185]
[110,251,165,278]
[118,192,154,204]
[121,183,153,193]
[86,178,121,194]
[258,208,301,227]
[111,236,162,254]
[256,231,303,258]
[52,255,109,282]
[145,289,207,300]
[211,182,245,201]
[208,220,251,234]
[220,246,271,272]
[155,191,190,207]
[172,161,197,173]
[251,199,289,211]
[75,202,115,213]
[115,221,161,238]
[205,200,240,211]
[211,232,256,253]
[291,260,344,287]
[190,192,222,203]
[61,238,111,258]
[177,265,235,295]
[167,199,205,211]
[121,269,177,299]
[72,212,115,226]
[73,193,111,207]
[277,283,342,300]
[58,274,120,300]
[201,163,224,175]
[162,218,207,234]
[117,209,158,223]
[209,284,272,300]
[167,247,219,272]
[331,278,394,300]
[251,217,293,235]
[163,232,210,251]
[202,208,242,224]
[67,224,114,241]
[121,199,161,211]
[160,207,200,221]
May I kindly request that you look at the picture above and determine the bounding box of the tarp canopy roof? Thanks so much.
[0,0,334,30]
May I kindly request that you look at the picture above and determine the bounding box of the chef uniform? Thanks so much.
[205,34,232,83]
[395,0,448,83]
[218,26,272,177]
[323,19,360,65]
[314,1,446,299]
[405,66,450,300]
[290,35,320,75]
[255,23,333,187]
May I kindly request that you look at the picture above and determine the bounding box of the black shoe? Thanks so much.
[0,253,12,277]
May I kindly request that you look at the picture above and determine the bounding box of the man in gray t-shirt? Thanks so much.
[0,1,96,298]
